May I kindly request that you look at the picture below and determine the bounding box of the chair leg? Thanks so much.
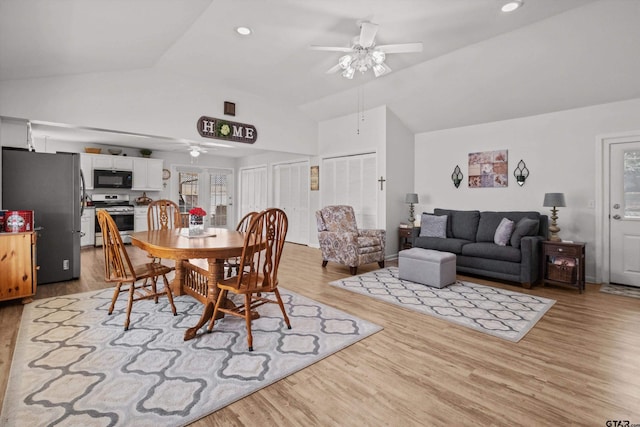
[207,290,227,332]
[125,284,135,331]
[150,277,159,304]
[273,288,291,329]
[163,274,177,316]
[378,261,385,268]
[245,294,253,352]
[108,283,122,315]
[350,266,357,275]
[322,260,328,267]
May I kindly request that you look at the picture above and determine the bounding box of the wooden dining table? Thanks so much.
[129,227,249,341]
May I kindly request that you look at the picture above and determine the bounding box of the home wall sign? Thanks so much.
[468,149,508,188]
[197,116,258,144]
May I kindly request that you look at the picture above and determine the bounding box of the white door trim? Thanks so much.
[596,130,640,284]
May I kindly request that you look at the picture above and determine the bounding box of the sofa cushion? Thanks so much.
[419,214,447,238]
[461,242,521,263]
[434,209,480,241]
[510,217,540,248]
[494,217,515,246]
[476,211,541,242]
[413,236,471,254]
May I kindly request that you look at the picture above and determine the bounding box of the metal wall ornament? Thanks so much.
[451,165,463,188]
[513,159,530,186]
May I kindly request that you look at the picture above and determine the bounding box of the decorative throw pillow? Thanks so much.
[510,217,540,249]
[494,217,515,246]
[419,214,447,238]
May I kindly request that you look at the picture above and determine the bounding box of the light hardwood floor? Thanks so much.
[1,243,639,426]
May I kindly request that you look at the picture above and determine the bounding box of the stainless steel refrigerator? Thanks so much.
[2,148,84,284]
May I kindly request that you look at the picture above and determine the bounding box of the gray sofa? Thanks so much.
[411,209,548,288]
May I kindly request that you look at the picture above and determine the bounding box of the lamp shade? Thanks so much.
[543,193,566,207]
[405,193,419,204]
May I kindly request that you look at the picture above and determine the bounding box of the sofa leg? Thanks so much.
[378,261,385,268]
[350,266,358,275]
[322,260,328,267]
[522,282,531,289]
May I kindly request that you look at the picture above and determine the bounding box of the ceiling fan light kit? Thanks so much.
[311,21,422,80]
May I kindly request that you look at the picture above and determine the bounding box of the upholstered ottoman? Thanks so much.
[398,248,456,288]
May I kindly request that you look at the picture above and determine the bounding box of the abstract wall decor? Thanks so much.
[468,149,508,188]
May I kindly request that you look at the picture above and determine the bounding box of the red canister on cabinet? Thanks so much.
[4,210,34,232]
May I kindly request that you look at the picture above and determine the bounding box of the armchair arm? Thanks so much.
[358,228,386,249]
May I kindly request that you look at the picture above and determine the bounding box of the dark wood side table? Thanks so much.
[398,226,413,252]
[541,241,586,293]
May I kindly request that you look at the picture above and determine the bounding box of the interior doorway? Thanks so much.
[273,160,310,245]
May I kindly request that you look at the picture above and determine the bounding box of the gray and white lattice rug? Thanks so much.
[1,288,381,426]
[330,267,555,342]
[600,283,640,299]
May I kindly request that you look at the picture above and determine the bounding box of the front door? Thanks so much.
[610,140,640,287]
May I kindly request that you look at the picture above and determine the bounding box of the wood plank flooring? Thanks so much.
[1,243,639,426]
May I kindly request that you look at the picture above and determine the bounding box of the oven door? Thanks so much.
[95,210,135,246]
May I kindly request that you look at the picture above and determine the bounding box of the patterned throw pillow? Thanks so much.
[494,217,515,246]
[419,214,447,238]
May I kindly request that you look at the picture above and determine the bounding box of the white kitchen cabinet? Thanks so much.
[81,208,96,247]
[80,154,93,190]
[134,207,148,232]
[92,155,133,171]
[132,158,163,191]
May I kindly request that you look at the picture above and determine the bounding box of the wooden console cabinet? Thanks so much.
[0,232,38,303]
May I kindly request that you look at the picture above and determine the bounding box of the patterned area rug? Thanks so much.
[600,283,640,298]
[330,267,555,342]
[1,288,381,427]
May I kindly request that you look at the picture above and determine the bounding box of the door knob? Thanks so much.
[613,214,622,220]
[613,203,620,209]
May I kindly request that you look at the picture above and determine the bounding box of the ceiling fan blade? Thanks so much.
[376,42,423,54]
[358,21,378,48]
[309,45,354,53]
[326,63,342,74]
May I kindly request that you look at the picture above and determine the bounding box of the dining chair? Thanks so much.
[147,199,182,230]
[97,210,177,330]
[225,211,258,278]
[208,208,290,351]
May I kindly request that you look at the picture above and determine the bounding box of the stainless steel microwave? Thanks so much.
[93,169,133,189]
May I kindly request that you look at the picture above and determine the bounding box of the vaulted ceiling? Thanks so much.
[2,0,639,151]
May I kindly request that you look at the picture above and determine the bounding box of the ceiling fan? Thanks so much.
[310,21,423,79]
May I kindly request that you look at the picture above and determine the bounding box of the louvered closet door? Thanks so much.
[239,166,267,222]
[274,161,309,245]
[321,153,377,229]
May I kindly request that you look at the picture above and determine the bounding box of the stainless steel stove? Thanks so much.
[93,194,135,246]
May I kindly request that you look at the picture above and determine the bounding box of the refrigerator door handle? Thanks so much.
[80,169,86,216]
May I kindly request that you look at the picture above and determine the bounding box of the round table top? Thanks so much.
[130,228,246,260]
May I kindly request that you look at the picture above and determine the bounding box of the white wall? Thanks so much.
[0,68,318,157]
[415,97,640,282]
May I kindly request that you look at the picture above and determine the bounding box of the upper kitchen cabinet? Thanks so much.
[92,154,133,171]
[80,154,93,189]
[132,158,163,191]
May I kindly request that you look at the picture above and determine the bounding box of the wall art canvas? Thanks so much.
[468,149,508,188]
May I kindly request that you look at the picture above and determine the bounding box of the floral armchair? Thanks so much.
[316,205,386,275]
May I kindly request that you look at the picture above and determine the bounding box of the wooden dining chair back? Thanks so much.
[97,210,177,330]
[147,199,182,230]
[208,208,290,351]
[225,211,258,277]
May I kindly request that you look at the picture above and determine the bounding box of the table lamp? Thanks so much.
[543,193,566,242]
[405,193,419,223]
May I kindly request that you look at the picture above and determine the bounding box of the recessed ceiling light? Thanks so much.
[501,1,523,12]
[235,26,252,36]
